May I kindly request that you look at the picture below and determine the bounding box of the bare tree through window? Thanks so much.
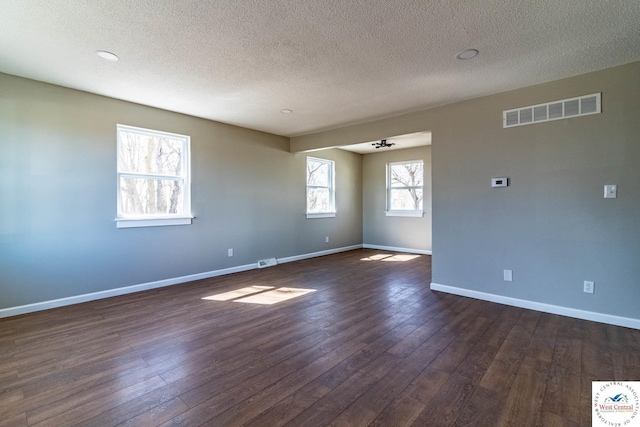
[117,126,189,219]
[307,158,334,214]
[388,161,424,211]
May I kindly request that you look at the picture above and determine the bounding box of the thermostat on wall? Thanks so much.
[491,177,508,188]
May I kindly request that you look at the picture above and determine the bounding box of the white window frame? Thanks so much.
[306,157,336,219]
[386,160,424,217]
[116,124,192,228]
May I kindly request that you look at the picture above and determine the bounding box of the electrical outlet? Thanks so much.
[325,236,329,243]
[228,248,233,257]
[584,281,594,294]
[503,270,513,282]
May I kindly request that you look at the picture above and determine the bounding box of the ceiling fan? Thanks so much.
[372,139,395,149]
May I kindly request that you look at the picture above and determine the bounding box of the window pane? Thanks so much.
[390,163,423,187]
[307,187,330,213]
[118,131,183,176]
[119,177,184,215]
[307,160,329,187]
[390,188,423,210]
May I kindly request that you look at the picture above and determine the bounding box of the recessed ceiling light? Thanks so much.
[96,50,119,61]
[280,109,293,114]
[456,49,479,60]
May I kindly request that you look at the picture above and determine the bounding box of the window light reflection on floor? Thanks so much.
[202,285,274,301]
[202,286,316,305]
[234,287,316,305]
[360,254,421,262]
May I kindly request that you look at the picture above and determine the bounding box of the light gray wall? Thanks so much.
[293,61,640,321]
[0,73,362,310]
[293,149,363,253]
[362,146,431,251]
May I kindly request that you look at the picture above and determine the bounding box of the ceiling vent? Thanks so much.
[503,93,601,128]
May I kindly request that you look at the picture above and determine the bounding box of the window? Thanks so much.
[116,125,191,228]
[306,157,335,218]
[387,160,424,217]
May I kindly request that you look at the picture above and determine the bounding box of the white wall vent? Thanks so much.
[258,258,277,268]
[503,93,601,128]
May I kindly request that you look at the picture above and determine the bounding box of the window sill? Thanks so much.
[116,217,193,229]
[385,211,424,218]
[306,212,336,219]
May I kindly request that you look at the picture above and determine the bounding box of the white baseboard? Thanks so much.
[277,244,363,264]
[0,245,363,319]
[430,282,640,330]
[362,244,431,255]
[0,263,257,319]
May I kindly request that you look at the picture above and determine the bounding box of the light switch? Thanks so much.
[604,185,617,199]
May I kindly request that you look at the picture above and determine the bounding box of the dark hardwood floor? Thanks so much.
[1,249,639,426]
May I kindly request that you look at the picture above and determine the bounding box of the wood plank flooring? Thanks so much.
[1,249,639,426]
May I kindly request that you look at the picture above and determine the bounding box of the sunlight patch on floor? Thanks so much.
[360,253,421,262]
[202,285,274,301]
[234,287,316,305]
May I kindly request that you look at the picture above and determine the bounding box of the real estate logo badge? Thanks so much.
[593,381,639,426]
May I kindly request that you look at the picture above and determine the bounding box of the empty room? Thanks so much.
[1,1,639,426]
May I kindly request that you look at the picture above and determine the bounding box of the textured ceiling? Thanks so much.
[1,0,639,137]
